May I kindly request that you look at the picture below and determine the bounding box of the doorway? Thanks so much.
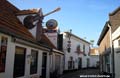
[42,53,47,78]
[78,57,82,69]
[87,58,90,68]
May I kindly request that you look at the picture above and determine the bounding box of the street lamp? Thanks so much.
[67,29,72,53]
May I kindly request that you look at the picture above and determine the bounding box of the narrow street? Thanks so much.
[60,68,102,78]
[1,1,120,78]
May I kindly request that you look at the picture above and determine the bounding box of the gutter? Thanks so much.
[64,32,91,44]
[0,28,52,51]
[108,23,115,78]
[13,38,50,51]
[52,49,64,55]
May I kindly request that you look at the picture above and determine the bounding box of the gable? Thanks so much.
[0,0,35,41]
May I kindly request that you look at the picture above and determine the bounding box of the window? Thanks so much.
[87,58,90,67]
[0,36,8,73]
[118,39,120,46]
[68,56,74,69]
[83,44,86,56]
[88,47,90,56]
[105,55,110,72]
[14,46,26,77]
[68,61,72,69]
[83,44,85,52]
[75,44,82,55]
[30,50,38,74]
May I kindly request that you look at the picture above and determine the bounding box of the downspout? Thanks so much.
[108,23,115,78]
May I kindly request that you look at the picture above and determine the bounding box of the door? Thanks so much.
[42,53,47,78]
[55,55,60,74]
[78,57,82,69]
[87,58,90,68]
[30,50,38,74]
[13,46,26,78]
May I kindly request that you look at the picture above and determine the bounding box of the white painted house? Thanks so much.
[62,32,91,71]
[90,48,99,68]
[43,19,64,77]
[112,26,120,78]
[0,1,64,78]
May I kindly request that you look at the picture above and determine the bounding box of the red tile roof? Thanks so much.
[0,0,35,41]
[41,34,57,49]
[0,0,19,13]
[16,9,39,15]
[0,0,56,49]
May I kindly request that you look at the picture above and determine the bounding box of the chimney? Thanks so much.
[36,19,43,41]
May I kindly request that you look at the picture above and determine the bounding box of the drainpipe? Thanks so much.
[108,23,115,78]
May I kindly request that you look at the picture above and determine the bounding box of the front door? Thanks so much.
[42,53,47,78]
[87,58,90,68]
[78,57,82,69]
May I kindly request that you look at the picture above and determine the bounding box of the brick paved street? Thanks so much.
[60,68,101,78]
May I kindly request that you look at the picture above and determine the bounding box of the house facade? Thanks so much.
[89,48,99,68]
[112,26,120,78]
[97,7,120,78]
[0,0,64,78]
[62,32,91,71]
[110,7,120,78]
[43,19,64,77]
[0,33,51,78]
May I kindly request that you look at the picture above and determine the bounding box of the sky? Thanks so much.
[9,0,120,46]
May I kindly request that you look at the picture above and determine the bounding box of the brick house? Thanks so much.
[97,7,120,78]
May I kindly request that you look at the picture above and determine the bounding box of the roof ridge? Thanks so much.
[109,6,120,16]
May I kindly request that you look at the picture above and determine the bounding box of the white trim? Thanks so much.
[13,38,50,52]
[112,26,120,40]
[52,49,64,55]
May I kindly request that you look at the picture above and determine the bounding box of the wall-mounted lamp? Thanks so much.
[27,54,32,64]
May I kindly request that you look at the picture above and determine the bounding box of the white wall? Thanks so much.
[49,52,64,75]
[0,33,50,78]
[44,33,58,48]
[0,33,15,78]
[113,39,120,78]
[63,33,90,70]
[90,56,99,67]
[112,26,120,78]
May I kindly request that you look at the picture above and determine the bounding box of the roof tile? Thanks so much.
[0,0,56,49]
[0,0,35,41]
[16,9,39,15]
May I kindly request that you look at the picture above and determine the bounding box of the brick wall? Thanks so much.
[98,29,110,54]
[109,9,120,33]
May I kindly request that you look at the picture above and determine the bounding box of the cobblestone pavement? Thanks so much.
[59,68,105,78]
